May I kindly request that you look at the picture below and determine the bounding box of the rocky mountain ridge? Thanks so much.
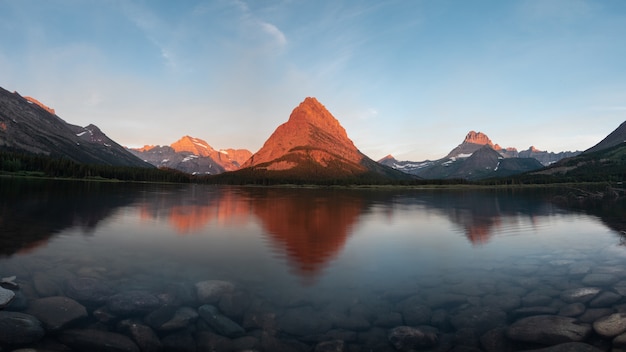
[0,87,150,168]
[379,130,578,180]
[129,136,252,175]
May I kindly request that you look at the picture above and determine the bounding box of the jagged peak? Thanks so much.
[528,146,542,152]
[463,131,494,146]
[378,154,396,162]
[288,97,343,130]
[171,135,215,155]
[136,145,156,152]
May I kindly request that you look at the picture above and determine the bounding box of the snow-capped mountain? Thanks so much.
[379,131,575,180]
[129,136,252,175]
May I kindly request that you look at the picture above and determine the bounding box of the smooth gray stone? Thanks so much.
[507,315,592,345]
[593,312,626,337]
[0,286,15,308]
[558,303,586,317]
[518,342,603,352]
[450,307,506,334]
[582,273,619,286]
[560,287,601,303]
[118,320,163,352]
[387,326,438,351]
[26,296,87,332]
[0,311,45,345]
[65,276,114,305]
[512,306,559,319]
[195,280,234,304]
[198,304,245,337]
[589,291,622,308]
[106,290,160,316]
[60,328,140,352]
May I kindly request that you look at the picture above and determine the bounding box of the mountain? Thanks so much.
[0,87,150,167]
[445,131,517,159]
[527,120,626,182]
[585,121,626,154]
[222,97,412,183]
[379,131,548,180]
[518,146,581,166]
[129,136,252,175]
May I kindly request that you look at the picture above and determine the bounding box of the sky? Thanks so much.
[1,0,625,161]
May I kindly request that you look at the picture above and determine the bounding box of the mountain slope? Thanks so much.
[381,130,571,180]
[0,87,150,167]
[226,97,412,182]
[585,121,626,154]
[526,120,626,182]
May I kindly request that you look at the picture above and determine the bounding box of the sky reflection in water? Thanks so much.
[2,181,624,292]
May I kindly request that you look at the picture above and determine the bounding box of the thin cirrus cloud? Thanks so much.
[0,0,624,161]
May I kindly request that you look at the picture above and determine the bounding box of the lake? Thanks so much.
[1,179,626,351]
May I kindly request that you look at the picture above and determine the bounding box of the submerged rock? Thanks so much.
[65,276,115,305]
[0,311,45,345]
[198,304,245,337]
[450,307,507,334]
[26,296,87,331]
[560,287,601,303]
[592,312,626,337]
[0,286,15,308]
[276,305,332,336]
[195,280,235,304]
[106,290,160,316]
[60,328,140,352]
[518,342,603,352]
[507,315,592,345]
[387,326,438,351]
[118,320,163,352]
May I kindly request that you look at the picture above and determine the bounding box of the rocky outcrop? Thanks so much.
[24,96,56,115]
[519,146,581,166]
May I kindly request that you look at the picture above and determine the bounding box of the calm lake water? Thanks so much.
[1,179,626,351]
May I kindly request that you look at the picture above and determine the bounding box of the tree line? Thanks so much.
[0,149,190,183]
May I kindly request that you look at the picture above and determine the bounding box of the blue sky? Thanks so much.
[1,0,625,160]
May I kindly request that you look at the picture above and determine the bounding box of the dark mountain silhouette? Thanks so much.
[0,87,150,167]
[585,121,626,154]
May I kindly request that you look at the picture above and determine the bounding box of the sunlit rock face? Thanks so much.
[239,97,408,181]
[242,97,365,170]
[129,136,252,174]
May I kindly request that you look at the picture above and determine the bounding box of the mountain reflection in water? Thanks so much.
[2,180,626,280]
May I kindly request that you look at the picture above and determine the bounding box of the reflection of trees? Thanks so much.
[0,179,141,256]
